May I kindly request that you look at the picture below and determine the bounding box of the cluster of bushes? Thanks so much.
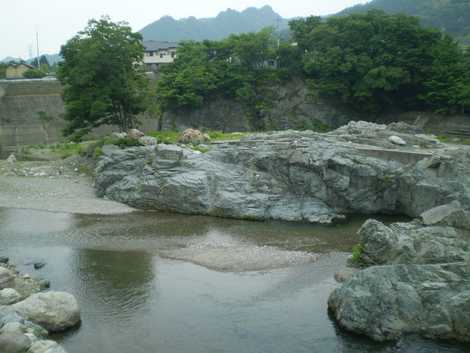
[156,10,470,123]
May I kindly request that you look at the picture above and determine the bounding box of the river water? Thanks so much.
[0,208,468,353]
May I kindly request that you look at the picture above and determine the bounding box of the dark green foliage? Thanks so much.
[156,28,291,130]
[155,10,470,124]
[57,17,149,137]
[340,0,470,44]
[23,68,46,79]
[290,11,470,114]
[0,63,6,78]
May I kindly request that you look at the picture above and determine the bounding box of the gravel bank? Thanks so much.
[0,160,134,215]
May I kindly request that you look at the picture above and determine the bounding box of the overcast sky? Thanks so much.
[2,0,369,59]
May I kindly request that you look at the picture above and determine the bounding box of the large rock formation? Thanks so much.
[95,122,470,223]
[328,262,470,342]
[329,202,470,343]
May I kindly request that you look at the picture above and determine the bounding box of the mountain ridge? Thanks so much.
[140,5,289,42]
[339,0,470,44]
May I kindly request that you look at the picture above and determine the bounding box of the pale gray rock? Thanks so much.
[6,154,17,164]
[13,292,80,332]
[0,267,15,289]
[0,288,22,305]
[127,129,144,140]
[27,340,67,353]
[421,202,470,230]
[328,262,470,342]
[138,136,157,146]
[0,327,31,353]
[388,135,407,145]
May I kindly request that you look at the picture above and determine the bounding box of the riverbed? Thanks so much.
[0,207,468,353]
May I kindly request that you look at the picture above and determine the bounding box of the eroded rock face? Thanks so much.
[330,201,470,343]
[328,262,470,342]
[358,219,470,265]
[13,292,81,332]
[95,123,470,224]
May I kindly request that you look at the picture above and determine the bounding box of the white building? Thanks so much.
[143,41,178,72]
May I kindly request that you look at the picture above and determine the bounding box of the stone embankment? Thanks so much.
[0,259,80,353]
[95,121,470,224]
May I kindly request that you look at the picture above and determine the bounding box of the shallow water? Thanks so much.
[0,208,469,353]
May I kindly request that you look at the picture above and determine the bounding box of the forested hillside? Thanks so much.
[140,5,289,42]
[340,0,470,44]
[155,11,470,131]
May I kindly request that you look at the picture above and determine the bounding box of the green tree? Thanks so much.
[23,68,46,79]
[0,63,6,79]
[156,28,283,130]
[290,10,462,113]
[57,17,148,137]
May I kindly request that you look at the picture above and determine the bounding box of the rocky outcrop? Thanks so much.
[95,122,470,224]
[329,202,470,343]
[357,219,470,266]
[328,262,470,342]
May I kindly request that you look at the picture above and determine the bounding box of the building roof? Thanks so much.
[7,63,34,69]
[143,41,178,52]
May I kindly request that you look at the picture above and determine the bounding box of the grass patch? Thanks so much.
[351,244,365,266]
[147,130,251,144]
[147,131,180,144]
[207,131,250,141]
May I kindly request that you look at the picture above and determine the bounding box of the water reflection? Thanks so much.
[1,208,469,353]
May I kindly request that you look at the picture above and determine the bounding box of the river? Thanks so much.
[0,208,468,353]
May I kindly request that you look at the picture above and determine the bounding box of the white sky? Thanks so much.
[1,0,369,59]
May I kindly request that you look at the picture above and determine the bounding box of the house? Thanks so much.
[5,63,34,79]
[143,41,178,72]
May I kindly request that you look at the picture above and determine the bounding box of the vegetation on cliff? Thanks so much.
[155,11,470,128]
[339,0,470,44]
[155,28,296,129]
[57,17,148,138]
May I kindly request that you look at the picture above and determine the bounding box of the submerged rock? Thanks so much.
[328,262,470,342]
[13,292,81,332]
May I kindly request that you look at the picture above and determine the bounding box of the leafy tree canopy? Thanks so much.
[290,10,470,113]
[57,17,148,137]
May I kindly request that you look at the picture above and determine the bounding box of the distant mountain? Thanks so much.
[1,54,62,65]
[27,54,62,66]
[339,0,470,44]
[140,5,289,42]
[1,56,22,63]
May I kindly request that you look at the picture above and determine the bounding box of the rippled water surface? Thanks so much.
[0,208,468,353]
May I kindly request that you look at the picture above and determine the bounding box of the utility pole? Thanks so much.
[36,31,40,68]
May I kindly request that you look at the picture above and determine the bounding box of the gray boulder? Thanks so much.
[358,219,470,266]
[13,292,80,332]
[0,288,22,305]
[0,267,15,289]
[420,201,470,230]
[0,322,32,353]
[328,262,470,342]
